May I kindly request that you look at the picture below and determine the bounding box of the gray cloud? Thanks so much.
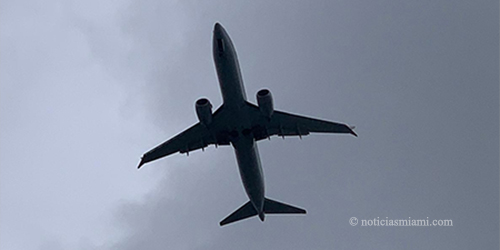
[1,0,497,249]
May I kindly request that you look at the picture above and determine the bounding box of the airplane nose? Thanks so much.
[213,22,228,38]
[214,22,222,33]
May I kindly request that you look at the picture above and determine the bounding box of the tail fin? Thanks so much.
[219,201,257,226]
[220,198,306,226]
[264,198,307,214]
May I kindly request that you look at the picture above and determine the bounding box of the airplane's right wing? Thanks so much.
[245,102,357,141]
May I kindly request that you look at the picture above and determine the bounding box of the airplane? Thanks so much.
[137,23,357,226]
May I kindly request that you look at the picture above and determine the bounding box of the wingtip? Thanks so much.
[137,158,145,169]
[349,125,358,137]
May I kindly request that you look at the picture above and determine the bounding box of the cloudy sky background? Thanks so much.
[1,0,498,249]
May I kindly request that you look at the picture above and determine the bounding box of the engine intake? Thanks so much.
[256,89,273,118]
[195,98,213,126]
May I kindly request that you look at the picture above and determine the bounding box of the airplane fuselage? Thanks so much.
[213,23,266,220]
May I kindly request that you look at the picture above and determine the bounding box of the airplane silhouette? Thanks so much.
[138,23,357,226]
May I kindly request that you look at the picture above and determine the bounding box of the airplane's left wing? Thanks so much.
[137,123,214,168]
[137,107,230,169]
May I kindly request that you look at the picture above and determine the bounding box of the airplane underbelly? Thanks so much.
[216,57,247,106]
[232,136,265,211]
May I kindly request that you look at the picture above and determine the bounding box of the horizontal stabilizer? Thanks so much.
[220,201,257,226]
[264,198,306,214]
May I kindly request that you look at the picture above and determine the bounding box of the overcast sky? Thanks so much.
[1,0,498,249]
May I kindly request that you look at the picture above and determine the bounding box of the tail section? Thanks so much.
[219,201,257,226]
[220,198,306,226]
[263,198,306,214]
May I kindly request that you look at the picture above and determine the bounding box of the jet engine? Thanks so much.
[256,89,273,118]
[195,98,213,126]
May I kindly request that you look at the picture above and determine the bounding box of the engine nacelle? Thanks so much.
[256,89,274,118]
[195,98,213,126]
